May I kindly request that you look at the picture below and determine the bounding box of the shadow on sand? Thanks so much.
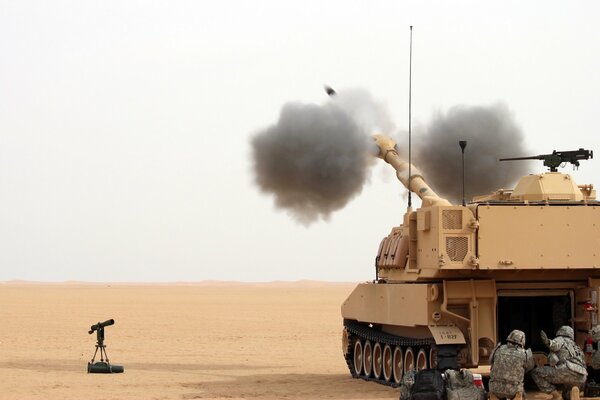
[180,373,398,399]
[0,359,271,373]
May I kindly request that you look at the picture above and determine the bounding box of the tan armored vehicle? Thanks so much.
[342,134,598,386]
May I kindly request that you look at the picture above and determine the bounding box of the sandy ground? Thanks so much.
[0,282,401,400]
[0,282,562,400]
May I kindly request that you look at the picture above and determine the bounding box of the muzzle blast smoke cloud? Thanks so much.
[252,90,531,223]
[251,101,372,224]
[412,104,531,204]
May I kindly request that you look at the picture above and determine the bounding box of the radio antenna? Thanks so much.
[459,141,467,206]
[408,25,413,209]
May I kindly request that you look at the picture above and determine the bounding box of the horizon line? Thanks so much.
[0,279,359,286]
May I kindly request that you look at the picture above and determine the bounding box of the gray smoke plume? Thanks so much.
[333,88,396,135]
[252,92,532,223]
[413,103,532,203]
[251,100,374,224]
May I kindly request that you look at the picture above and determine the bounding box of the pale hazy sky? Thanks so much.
[1,1,599,282]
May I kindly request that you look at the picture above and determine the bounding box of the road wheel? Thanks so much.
[353,340,363,376]
[416,348,428,370]
[429,347,437,369]
[392,345,403,384]
[404,346,415,373]
[363,340,373,377]
[373,342,383,379]
[382,344,393,382]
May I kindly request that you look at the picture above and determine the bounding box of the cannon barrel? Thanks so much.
[373,134,451,207]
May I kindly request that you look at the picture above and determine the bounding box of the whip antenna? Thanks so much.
[459,141,467,206]
[408,25,413,209]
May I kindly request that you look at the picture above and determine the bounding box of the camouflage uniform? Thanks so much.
[531,326,587,395]
[593,350,600,370]
[445,369,486,400]
[399,369,416,400]
[591,325,600,370]
[489,330,534,400]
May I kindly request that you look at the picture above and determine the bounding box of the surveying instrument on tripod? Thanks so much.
[87,319,124,373]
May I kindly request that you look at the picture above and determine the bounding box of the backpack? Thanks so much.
[490,344,525,384]
[410,369,446,400]
[564,340,587,376]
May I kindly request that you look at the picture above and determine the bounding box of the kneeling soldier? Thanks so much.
[531,326,587,400]
[489,329,534,400]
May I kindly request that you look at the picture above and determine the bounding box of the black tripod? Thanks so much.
[87,319,124,373]
[90,326,111,365]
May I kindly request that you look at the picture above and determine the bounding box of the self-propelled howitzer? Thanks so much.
[342,135,600,387]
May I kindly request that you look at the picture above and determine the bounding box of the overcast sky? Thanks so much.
[1,1,599,282]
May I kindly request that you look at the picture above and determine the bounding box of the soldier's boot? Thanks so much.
[513,392,523,400]
[570,386,580,400]
[549,390,563,400]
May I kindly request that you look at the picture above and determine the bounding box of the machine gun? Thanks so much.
[499,148,593,172]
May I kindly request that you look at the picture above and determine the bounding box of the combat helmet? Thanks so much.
[506,329,526,347]
[556,325,574,340]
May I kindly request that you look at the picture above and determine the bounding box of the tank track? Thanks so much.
[343,319,435,387]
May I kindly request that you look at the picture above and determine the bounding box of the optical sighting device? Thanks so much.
[87,319,124,373]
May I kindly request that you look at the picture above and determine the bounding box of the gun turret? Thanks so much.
[500,148,593,172]
[373,134,451,207]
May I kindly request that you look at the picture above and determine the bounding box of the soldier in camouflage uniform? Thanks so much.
[489,329,534,400]
[399,369,416,400]
[591,325,600,370]
[531,326,587,400]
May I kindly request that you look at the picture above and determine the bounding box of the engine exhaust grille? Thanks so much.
[442,210,462,230]
[446,236,469,262]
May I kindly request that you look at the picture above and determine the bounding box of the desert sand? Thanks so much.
[0,282,400,400]
[0,282,562,400]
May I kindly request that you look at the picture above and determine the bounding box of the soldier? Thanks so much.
[399,369,416,400]
[590,325,600,370]
[531,325,587,400]
[489,329,534,400]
